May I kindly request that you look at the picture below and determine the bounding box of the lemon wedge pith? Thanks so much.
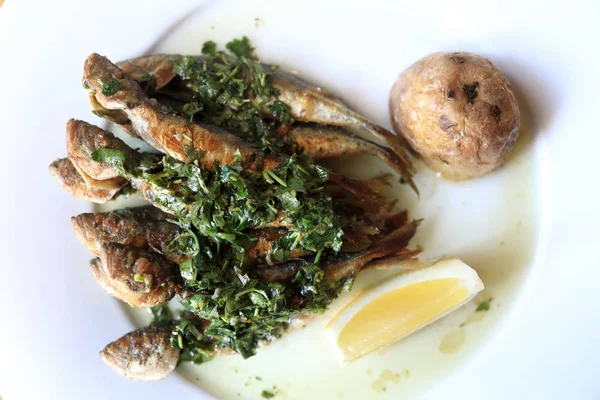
[324,258,483,364]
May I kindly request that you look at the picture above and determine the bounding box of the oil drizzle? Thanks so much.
[439,329,466,355]
[371,369,409,392]
[440,300,492,355]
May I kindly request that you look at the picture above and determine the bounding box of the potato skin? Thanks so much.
[389,52,519,180]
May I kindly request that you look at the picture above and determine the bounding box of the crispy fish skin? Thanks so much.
[286,124,417,192]
[72,207,188,263]
[95,243,182,307]
[49,158,122,203]
[83,53,279,170]
[98,55,182,135]
[99,323,180,381]
[57,121,389,246]
[117,55,180,90]
[268,68,413,164]
[65,119,131,191]
[90,258,120,299]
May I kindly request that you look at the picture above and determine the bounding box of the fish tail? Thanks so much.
[365,122,414,167]
[370,219,419,258]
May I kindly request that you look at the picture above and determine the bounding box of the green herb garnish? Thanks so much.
[261,390,275,399]
[170,39,292,152]
[201,40,217,56]
[92,147,126,165]
[101,78,121,96]
[149,303,173,324]
[476,298,493,312]
[226,36,256,59]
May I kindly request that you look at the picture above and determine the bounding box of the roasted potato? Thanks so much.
[389,52,520,180]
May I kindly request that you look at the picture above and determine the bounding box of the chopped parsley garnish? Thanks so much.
[94,148,343,257]
[170,39,292,153]
[261,390,275,399]
[92,147,126,164]
[476,298,493,312]
[201,40,217,56]
[149,303,173,324]
[226,36,256,59]
[101,78,121,96]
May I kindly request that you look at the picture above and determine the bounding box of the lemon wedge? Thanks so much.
[324,257,483,364]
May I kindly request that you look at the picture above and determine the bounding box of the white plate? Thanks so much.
[0,1,598,399]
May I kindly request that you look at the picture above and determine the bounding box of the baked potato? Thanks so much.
[389,52,520,180]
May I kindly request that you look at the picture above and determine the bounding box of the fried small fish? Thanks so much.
[59,125,296,229]
[83,53,279,170]
[93,243,183,307]
[99,323,181,381]
[60,123,384,236]
[323,220,418,281]
[267,67,413,168]
[84,56,407,209]
[115,54,415,189]
[72,207,188,263]
[49,158,122,203]
[117,54,409,157]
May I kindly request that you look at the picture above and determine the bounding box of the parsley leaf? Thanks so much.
[101,78,121,96]
[92,148,126,165]
[149,303,173,324]
[171,44,293,152]
[201,40,217,56]
[226,36,256,59]
[97,146,349,358]
[476,298,493,312]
